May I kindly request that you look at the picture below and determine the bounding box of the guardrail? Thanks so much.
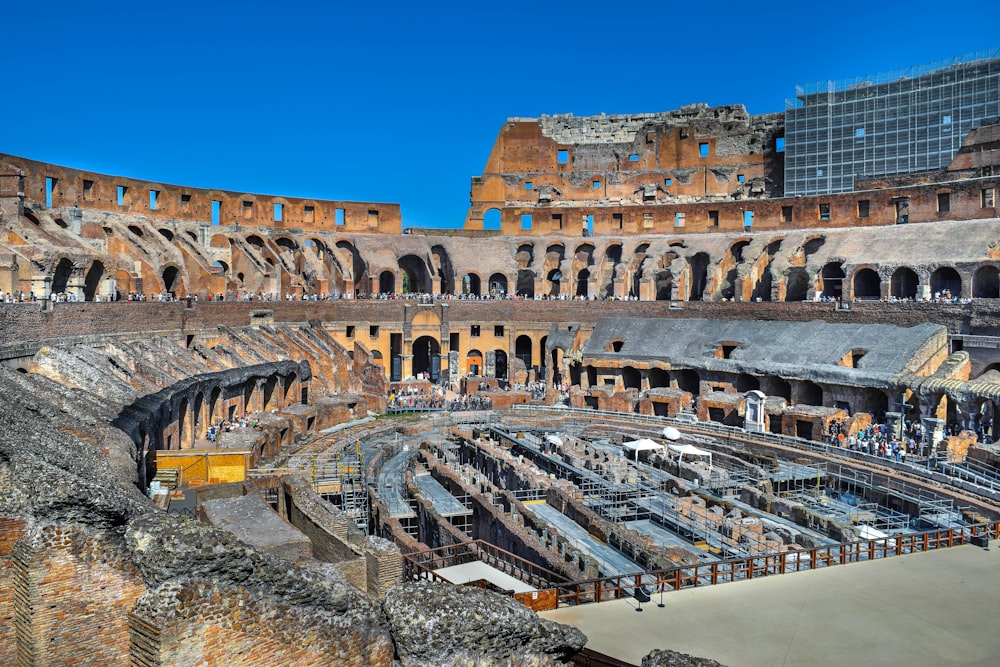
[550,522,998,607]
[403,539,570,589]
[509,405,1000,504]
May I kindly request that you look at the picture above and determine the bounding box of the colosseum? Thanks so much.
[2,52,1000,666]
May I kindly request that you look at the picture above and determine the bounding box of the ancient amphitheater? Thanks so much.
[2,52,1000,666]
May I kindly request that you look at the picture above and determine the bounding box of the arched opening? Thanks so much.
[648,368,670,388]
[973,266,1000,298]
[51,258,73,295]
[785,267,809,301]
[162,266,179,294]
[891,267,919,300]
[688,253,709,301]
[852,268,881,300]
[539,335,548,373]
[399,255,430,294]
[193,392,205,440]
[83,261,104,301]
[736,374,760,392]
[209,386,222,426]
[494,349,508,380]
[675,369,700,396]
[516,269,535,298]
[158,228,174,241]
[177,397,189,449]
[974,399,996,442]
[622,366,641,390]
[379,270,396,294]
[483,208,501,231]
[412,336,441,380]
[488,273,508,297]
[798,380,823,406]
[546,269,562,297]
[575,269,590,297]
[467,349,484,376]
[244,382,257,413]
[463,273,481,297]
[655,270,673,301]
[431,245,455,295]
[930,267,962,298]
[515,335,533,375]
[721,241,750,300]
[766,377,791,400]
[821,262,844,299]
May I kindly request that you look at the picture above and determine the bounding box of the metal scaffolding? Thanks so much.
[785,49,1000,195]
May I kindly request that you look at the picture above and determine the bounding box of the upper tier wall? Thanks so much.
[0,153,402,234]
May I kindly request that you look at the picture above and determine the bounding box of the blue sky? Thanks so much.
[3,1,997,229]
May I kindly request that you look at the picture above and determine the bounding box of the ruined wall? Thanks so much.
[12,525,146,667]
[0,153,401,234]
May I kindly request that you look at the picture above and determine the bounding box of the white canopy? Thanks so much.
[545,434,563,447]
[622,438,664,454]
[667,443,712,469]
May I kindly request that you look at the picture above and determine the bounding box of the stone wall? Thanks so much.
[0,153,402,234]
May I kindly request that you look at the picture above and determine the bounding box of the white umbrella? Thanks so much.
[662,426,681,441]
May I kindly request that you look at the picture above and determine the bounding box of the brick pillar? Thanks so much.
[12,524,145,667]
[363,537,403,600]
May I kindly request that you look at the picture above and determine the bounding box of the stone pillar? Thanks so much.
[884,411,903,441]
[401,354,413,380]
[922,416,945,457]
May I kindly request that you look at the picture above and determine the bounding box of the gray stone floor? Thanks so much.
[541,542,1000,666]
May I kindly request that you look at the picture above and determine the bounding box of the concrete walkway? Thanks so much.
[541,542,1000,667]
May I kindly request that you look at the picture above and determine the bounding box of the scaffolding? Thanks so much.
[313,442,370,534]
[785,49,1000,195]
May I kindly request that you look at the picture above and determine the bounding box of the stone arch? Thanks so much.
[852,267,881,300]
[516,242,535,267]
[930,266,961,297]
[378,270,396,294]
[821,262,844,299]
[687,253,709,301]
[891,267,919,300]
[463,273,482,297]
[412,335,441,380]
[784,267,809,301]
[973,265,1000,298]
[488,273,508,296]
[467,349,484,376]
[83,260,105,301]
[575,268,590,297]
[721,239,751,300]
[51,257,74,294]
[158,228,174,241]
[398,255,430,294]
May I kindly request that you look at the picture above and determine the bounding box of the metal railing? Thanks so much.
[403,539,570,590]
[551,522,998,607]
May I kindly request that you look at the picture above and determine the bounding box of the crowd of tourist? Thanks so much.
[206,412,263,443]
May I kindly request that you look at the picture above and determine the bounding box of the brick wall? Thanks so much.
[129,580,394,667]
[11,524,145,667]
[0,518,27,667]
